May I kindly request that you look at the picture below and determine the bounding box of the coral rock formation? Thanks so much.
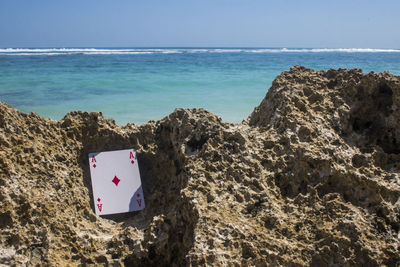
[1,66,399,266]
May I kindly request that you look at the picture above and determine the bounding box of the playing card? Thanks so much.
[88,148,145,215]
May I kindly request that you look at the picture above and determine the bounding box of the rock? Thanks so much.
[1,66,400,266]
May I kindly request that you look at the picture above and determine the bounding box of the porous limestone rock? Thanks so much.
[1,66,399,266]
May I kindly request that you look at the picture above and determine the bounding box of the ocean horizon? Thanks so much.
[1,47,400,125]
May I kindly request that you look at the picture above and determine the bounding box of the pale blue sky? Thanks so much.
[0,0,399,48]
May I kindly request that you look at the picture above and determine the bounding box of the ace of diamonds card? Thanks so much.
[88,148,145,215]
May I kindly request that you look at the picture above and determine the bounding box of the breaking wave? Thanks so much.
[0,47,399,56]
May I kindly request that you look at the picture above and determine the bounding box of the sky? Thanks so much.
[0,0,399,48]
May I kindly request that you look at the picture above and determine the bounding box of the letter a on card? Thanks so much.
[88,149,145,215]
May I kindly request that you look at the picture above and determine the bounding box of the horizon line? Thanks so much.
[1,46,400,49]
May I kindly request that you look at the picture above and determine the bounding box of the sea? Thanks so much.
[1,48,400,125]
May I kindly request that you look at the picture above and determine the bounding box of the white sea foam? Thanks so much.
[187,49,210,53]
[209,49,243,53]
[243,48,400,53]
[0,48,183,54]
[278,48,400,53]
[1,52,157,56]
[0,47,399,55]
[0,48,184,56]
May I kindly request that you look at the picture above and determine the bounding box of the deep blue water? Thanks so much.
[0,48,399,124]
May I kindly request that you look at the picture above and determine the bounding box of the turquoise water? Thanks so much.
[1,48,400,125]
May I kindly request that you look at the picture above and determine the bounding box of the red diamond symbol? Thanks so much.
[131,160,135,164]
[112,175,121,186]
[97,198,101,202]
[93,164,96,168]
[137,193,140,197]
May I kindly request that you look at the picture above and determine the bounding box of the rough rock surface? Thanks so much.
[1,66,400,266]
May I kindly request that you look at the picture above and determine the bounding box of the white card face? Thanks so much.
[88,148,145,215]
